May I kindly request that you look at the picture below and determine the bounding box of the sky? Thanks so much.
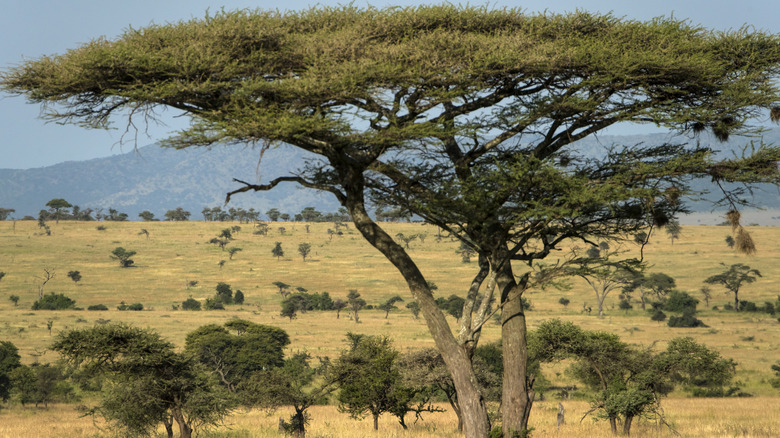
[1,0,779,169]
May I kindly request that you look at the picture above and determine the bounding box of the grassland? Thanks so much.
[1,219,780,436]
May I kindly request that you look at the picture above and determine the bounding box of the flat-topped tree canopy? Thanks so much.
[5,6,780,437]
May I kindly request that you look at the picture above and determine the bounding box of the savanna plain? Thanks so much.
[1,219,780,437]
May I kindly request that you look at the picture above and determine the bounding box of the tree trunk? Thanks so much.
[734,292,740,312]
[344,186,490,438]
[623,415,634,435]
[609,417,618,435]
[498,273,533,436]
[163,417,174,438]
[171,406,192,438]
[373,413,379,430]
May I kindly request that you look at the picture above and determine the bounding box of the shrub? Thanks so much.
[668,310,707,328]
[204,298,225,310]
[87,304,109,311]
[650,310,667,322]
[181,297,201,311]
[233,290,245,305]
[117,302,143,311]
[32,293,76,310]
[664,291,699,313]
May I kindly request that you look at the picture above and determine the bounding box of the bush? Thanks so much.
[233,290,245,305]
[204,298,225,310]
[32,293,76,310]
[116,302,143,311]
[181,297,201,310]
[664,291,699,313]
[87,304,109,311]
[650,310,667,322]
[668,310,707,328]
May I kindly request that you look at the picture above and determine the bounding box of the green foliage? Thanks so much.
[668,310,707,328]
[32,292,76,310]
[116,302,143,311]
[164,207,191,221]
[298,242,312,261]
[8,295,19,306]
[405,301,420,319]
[378,295,404,318]
[650,310,667,322]
[8,363,73,408]
[215,282,234,305]
[110,247,136,268]
[203,298,225,310]
[87,304,108,311]
[435,295,465,319]
[663,290,699,313]
[67,270,82,283]
[52,323,235,435]
[233,289,245,305]
[558,297,570,307]
[181,297,202,310]
[272,242,284,261]
[185,320,289,392]
[705,263,762,311]
[347,290,366,323]
[0,341,21,402]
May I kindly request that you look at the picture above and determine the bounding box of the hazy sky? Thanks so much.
[1,0,779,169]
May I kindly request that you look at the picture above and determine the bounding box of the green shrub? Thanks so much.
[668,310,706,328]
[664,291,698,313]
[204,298,225,310]
[32,293,76,310]
[181,297,201,310]
[117,302,143,311]
[87,304,108,311]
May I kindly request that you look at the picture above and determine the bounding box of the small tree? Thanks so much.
[347,290,366,324]
[378,296,404,319]
[558,297,570,308]
[138,211,156,221]
[280,300,298,321]
[234,290,245,305]
[266,208,281,221]
[272,242,284,261]
[333,299,347,319]
[665,219,682,245]
[298,243,312,262]
[228,247,243,260]
[700,286,712,308]
[110,247,136,268]
[182,297,202,310]
[272,281,290,296]
[406,301,421,319]
[67,270,82,284]
[704,263,762,311]
[45,198,72,223]
[9,295,19,306]
[569,247,640,317]
[32,293,76,310]
[164,207,191,221]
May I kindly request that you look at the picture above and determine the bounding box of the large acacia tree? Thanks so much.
[4,6,780,436]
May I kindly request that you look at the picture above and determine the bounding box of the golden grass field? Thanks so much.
[1,219,780,437]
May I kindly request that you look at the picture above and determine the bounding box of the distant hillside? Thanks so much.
[0,143,341,219]
[1,130,779,223]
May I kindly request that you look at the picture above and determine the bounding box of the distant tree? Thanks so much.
[456,242,476,263]
[725,235,736,248]
[347,290,366,323]
[624,271,676,310]
[138,210,156,221]
[266,208,281,222]
[558,297,570,308]
[436,295,466,319]
[405,301,421,319]
[272,281,290,296]
[272,242,284,261]
[110,247,136,268]
[227,247,242,260]
[569,246,639,317]
[618,298,633,313]
[333,299,347,319]
[105,208,129,221]
[0,208,15,221]
[0,272,5,282]
[164,207,191,221]
[280,300,298,321]
[9,295,19,306]
[280,213,290,222]
[704,263,762,311]
[117,302,144,311]
[35,267,55,299]
[233,290,245,305]
[298,243,312,262]
[215,282,234,305]
[54,324,234,437]
[395,233,417,249]
[45,198,72,223]
[665,220,682,245]
[378,296,404,318]
[300,206,323,222]
[67,270,82,284]
[700,286,712,308]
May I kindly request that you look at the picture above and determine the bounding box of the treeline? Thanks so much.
[0,319,752,437]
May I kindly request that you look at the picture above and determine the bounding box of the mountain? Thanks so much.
[0,143,340,219]
[1,130,779,224]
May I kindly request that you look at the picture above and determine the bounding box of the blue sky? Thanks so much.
[1,0,779,169]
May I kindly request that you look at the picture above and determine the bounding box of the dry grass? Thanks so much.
[2,221,780,435]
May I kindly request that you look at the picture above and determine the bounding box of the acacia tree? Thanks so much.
[45,198,72,223]
[5,6,780,436]
[704,263,762,311]
[52,324,234,438]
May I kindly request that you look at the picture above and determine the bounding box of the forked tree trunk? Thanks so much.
[623,415,634,435]
[344,189,490,438]
[171,406,192,438]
